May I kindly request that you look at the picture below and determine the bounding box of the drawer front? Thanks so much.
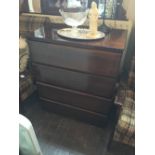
[41,97,108,127]
[32,63,116,98]
[29,41,122,77]
[37,82,113,114]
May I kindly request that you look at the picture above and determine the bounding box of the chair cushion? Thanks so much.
[19,72,35,102]
[19,37,29,73]
[113,97,135,147]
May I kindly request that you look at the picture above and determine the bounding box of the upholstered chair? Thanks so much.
[19,36,35,102]
[111,56,135,148]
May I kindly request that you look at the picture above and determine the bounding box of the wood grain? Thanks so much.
[28,27,127,126]
[32,63,117,98]
[37,81,113,114]
[29,41,122,77]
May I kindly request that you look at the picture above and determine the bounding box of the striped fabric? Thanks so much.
[19,36,35,102]
[19,71,35,102]
[19,36,29,73]
[113,56,135,147]
[113,96,135,147]
[19,15,48,36]
[115,89,134,106]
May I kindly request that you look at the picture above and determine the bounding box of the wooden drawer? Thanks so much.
[29,41,122,77]
[41,97,108,127]
[37,82,113,114]
[32,63,116,98]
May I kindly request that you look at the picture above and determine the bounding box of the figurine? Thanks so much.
[88,1,99,36]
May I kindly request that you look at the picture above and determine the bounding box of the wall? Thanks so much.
[123,0,135,22]
[28,0,135,34]
[30,0,135,22]
[123,0,135,74]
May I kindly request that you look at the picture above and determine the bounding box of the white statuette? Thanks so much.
[88,1,99,36]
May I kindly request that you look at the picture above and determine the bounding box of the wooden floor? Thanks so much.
[21,93,134,155]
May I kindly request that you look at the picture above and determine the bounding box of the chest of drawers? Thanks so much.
[28,29,127,126]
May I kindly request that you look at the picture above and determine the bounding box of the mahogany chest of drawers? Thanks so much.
[28,29,127,126]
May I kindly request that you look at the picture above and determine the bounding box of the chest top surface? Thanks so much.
[25,21,127,52]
